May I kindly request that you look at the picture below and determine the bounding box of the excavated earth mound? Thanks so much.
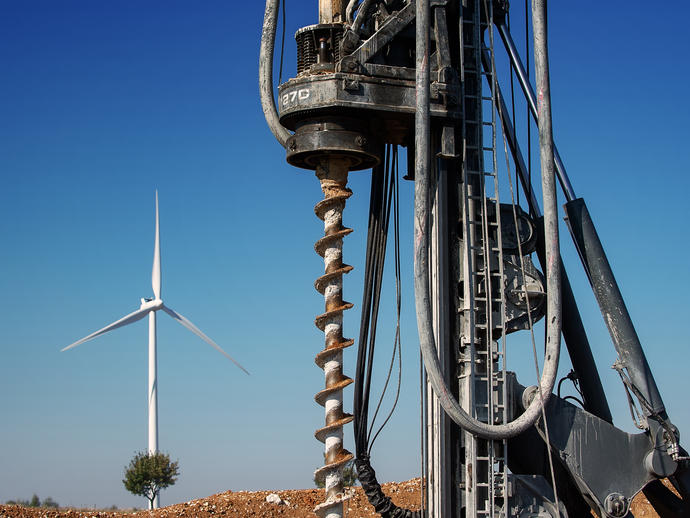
[0,478,661,517]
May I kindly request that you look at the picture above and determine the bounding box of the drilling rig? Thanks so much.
[260,1,690,517]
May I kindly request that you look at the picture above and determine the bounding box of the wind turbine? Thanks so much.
[62,191,248,509]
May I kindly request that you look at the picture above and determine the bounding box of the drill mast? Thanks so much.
[260,1,690,516]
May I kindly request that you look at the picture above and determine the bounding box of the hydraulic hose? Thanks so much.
[413,0,561,440]
[260,0,291,148]
[356,455,421,518]
[352,0,375,35]
[346,0,358,24]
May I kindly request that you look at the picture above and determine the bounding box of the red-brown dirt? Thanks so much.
[0,478,663,517]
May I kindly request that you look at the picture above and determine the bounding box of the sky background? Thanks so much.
[1,0,689,510]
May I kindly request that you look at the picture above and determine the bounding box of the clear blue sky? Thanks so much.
[1,0,688,510]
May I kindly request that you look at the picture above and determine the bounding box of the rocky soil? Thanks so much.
[0,478,663,517]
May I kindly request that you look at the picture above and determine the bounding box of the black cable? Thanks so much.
[363,147,390,446]
[557,375,566,398]
[278,0,286,84]
[355,143,397,452]
[368,148,403,453]
[354,144,392,455]
[353,146,420,518]
[365,146,392,438]
[563,395,585,408]
[353,153,385,454]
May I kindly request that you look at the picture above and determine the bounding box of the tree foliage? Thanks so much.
[122,451,180,507]
[6,493,59,508]
[5,494,58,508]
[43,497,59,508]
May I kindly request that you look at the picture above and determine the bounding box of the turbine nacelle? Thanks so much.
[140,298,163,311]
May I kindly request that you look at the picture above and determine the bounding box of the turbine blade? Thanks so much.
[152,190,161,300]
[161,305,249,375]
[61,306,150,352]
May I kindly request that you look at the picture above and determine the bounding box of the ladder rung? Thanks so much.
[467,219,499,231]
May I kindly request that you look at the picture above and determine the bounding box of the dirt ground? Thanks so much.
[0,478,662,517]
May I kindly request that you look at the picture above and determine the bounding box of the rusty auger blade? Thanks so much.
[312,158,355,518]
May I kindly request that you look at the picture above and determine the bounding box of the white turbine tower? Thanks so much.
[62,191,248,509]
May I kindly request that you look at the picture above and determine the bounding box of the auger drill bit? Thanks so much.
[313,156,355,518]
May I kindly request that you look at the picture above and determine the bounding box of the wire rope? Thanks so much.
[507,11,519,208]
[497,39,561,515]
[525,0,532,208]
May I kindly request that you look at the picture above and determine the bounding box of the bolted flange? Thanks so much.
[285,117,381,171]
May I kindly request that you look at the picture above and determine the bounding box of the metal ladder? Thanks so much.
[459,1,508,516]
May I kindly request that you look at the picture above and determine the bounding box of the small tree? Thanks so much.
[122,451,179,508]
[42,497,59,508]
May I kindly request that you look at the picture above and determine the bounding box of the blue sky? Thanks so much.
[1,0,688,510]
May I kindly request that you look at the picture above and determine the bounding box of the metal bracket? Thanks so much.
[338,2,416,71]
[518,385,669,517]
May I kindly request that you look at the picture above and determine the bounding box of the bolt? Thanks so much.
[355,135,366,147]
[288,139,297,151]
[604,492,628,517]
[312,157,354,518]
